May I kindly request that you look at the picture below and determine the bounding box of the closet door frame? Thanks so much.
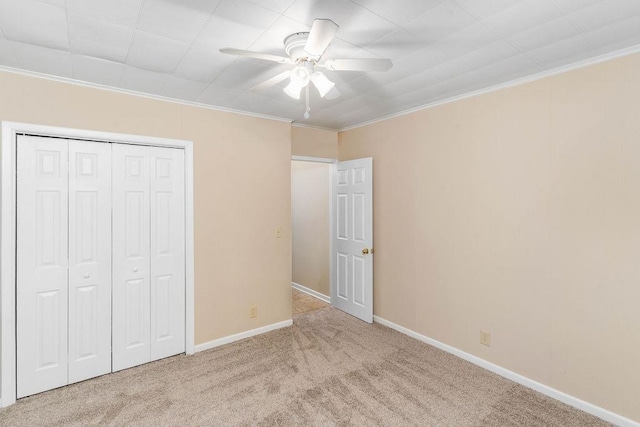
[0,122,195,408]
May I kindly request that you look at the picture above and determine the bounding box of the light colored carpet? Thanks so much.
[0,307,610,426]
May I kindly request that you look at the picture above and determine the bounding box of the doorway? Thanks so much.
[290,155,374,322]
[291,157,333,315]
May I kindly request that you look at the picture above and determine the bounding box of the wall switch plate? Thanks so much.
[249,305,258,319]
[275,227,282,238]
[480,330,491,347]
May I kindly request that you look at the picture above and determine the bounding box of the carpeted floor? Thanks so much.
[0,306,609,426]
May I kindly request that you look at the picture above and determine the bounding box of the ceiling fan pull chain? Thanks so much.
[304,84,311,119]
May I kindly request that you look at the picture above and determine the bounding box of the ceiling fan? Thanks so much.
[220,19,393,117]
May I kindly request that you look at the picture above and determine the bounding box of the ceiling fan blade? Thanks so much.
[324,86,341,100]
[323,58,393,72]
[304,19,339,58]
[251,70,291,92]
[219,48,291,64]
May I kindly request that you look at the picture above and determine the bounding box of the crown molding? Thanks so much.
[3,41,640,134]
[0,65,294,125]
[291,122,339,132]
[339,43,640,132]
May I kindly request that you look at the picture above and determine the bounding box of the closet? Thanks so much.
[16,134,185,398]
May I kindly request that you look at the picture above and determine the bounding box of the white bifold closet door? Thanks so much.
[149,147,185,362]
[112,144,185,372]
[17,136,112,398]
[68,140,112,383]
[17,135,186,397]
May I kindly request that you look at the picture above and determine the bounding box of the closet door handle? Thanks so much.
[83,273,90,279]
[133,267,139,273]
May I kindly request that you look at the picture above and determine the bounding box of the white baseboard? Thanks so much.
[194,319,293,353]
[291,282,331,304]
[373,315,639,427]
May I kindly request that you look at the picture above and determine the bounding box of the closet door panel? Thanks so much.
[150,147,185,361]
[68,140,112,383]
[112,144,151,371]
[16,135,69,398]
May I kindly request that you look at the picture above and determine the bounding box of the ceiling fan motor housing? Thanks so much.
[284,32,314,62]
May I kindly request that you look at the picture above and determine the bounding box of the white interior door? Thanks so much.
[149,147,185,361]
[331,158,373,323]
[68,140,112,384]
[16,135,69,398]
[112,144,151,371]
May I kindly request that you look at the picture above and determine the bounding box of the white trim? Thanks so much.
[291,282,330,304]
[0,66,293,126]
[373,315,640,427]
[339,43,640,132]
[184,144,195,356]
[291,122,338,132]
[3,43,640,134]
[329,163,336,307]
[0,121,196,407]
[194,319,293,353]
[0,122,17,409]
[328,165,333,305]
[291,155,337,164]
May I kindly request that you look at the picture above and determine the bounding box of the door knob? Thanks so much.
[133,267,139,272]
[83,272,90,278]
[362,248,369,255]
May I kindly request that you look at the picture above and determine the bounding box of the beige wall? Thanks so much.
[0,71,292,346]
[291,125,338,158]
[338,54,640,422]
[291,161,330,296]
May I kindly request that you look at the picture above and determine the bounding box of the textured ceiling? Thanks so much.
[1,0,640,130]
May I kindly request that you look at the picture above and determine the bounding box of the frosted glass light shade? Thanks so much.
[283,80,303,99]
[290,64,310,87]
[310,71,335,98]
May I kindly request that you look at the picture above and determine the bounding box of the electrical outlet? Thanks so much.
[480,330,491,347]
[249,305,258,319]
[275,227,282,239]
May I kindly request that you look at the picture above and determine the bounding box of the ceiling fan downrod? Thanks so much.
[305,85,311,119]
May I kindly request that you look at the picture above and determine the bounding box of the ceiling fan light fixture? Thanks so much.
[310,71,335,97]
[290,62,312,86]
[220,18,392,114]
[283,80,303,99]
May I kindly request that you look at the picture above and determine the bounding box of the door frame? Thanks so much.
[1,121,196,407]
[290,155,336,304]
